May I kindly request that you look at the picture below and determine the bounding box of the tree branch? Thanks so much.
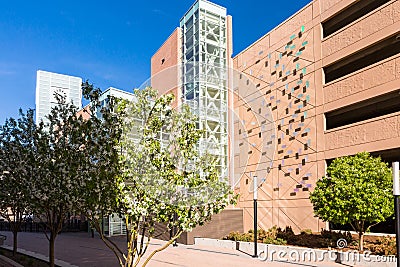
[366,221,380,233]
[349,222,356,233]
[141,230,183,267]
[93,223,125,267]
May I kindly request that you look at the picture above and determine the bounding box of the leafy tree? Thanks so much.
[76,82,126,263]
[0,109,36,255]
[31,95,89,267]
[0,83,124,266]
[310,152,393,251]
[87,87,236,267]
[28,83,124,267]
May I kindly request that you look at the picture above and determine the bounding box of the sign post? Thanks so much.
[393,162,400,267]
[252,176,258,258]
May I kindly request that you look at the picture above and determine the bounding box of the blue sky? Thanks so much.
[0,0,310,123]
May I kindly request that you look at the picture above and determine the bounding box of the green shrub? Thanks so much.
[259,226,278,241]
[223,231,253,242]
[257,226,286,245]
[301,229,313,235]
[263,236,287,245]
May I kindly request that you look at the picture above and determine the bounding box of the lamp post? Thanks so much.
[393,162,400,267]
[252,175,258,258]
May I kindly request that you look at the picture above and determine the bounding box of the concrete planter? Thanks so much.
[194,238,397,267]
[0,234,6,246]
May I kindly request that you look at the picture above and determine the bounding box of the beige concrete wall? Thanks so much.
[321,0,400,160]
[320,0,358,15]
[232,0,400,233]
[322,0,400,64]
[233,1,325,233]
[76,105,91,121]
[150,0,400,235]
[325,112,400,159]
[324,54,400,111]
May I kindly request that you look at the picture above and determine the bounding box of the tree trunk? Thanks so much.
[358,232,364,251]
[12,230,18,256]
[49,232,56,267]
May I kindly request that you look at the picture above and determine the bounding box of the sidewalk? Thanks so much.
[0,231,343,267]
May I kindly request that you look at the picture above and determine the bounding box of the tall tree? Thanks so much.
[31,94,88,267]
[0,83,124,266]
[86,87,236,267]
[310,152,393,251]
[76,82,126,265]
[0,109,36,255]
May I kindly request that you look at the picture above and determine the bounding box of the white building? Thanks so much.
[35,70,82,125]
[84,87,136,237]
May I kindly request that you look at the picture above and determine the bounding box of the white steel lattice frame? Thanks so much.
[180,0,228,179]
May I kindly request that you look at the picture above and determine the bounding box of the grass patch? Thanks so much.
[0,247,60,267]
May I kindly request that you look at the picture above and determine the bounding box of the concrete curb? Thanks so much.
[194,238,397,267]
[0,245,78,267]
[0,255,24,267]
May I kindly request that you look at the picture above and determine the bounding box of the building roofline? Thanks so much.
[152,0,228,61]
[151,27,181,60]
[77,87,134,113]
[37,69,82,80]
[180,0,227,22]
[102,87,135,96]
[78,103,91,111]
[233,0,312,59]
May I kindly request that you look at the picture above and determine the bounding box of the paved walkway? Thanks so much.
[0,231,343,267]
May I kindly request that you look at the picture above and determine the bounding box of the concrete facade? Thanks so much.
[35,70,82,125]
[234,0,400,232]
[152,0,400,234]
[151,28,181,108]
[233,1,325,232]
